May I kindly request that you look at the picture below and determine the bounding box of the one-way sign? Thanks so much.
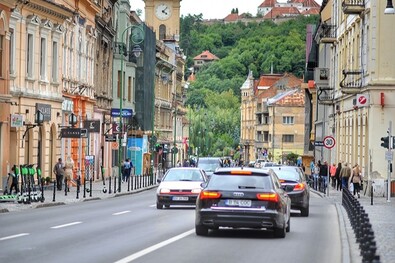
[314,141,324,146]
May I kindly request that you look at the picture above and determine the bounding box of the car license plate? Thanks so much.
[226,199,252,207]
[172,196,188,201]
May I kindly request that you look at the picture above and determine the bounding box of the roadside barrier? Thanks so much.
[342,187,381,263]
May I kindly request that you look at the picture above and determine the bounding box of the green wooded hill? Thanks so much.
[180,14,319,158]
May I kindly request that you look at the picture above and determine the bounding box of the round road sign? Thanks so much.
[323,136,335,149]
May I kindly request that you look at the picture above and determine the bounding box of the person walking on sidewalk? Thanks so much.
[122,158,133,183]
[340,162,351,190]
[330,163,337,188]
[53,158,65,191]
[351,164,362,198]
[335,162,342,191]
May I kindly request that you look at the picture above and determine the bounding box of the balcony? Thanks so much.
[317,87,334,105]
[319,24,336,43]
[342,0,365,15]
[340,69,363,94]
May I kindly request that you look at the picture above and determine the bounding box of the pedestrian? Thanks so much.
[8,165,19,194]
[351,164,362,198]
[313,161,320,190]
[53,158,65,191]
[319,161,329,191]
[330,163,337,188]
[335,162,342,191]
[310,159,315,176]
[122,158,133,182]
[176,160,181,167]
[340,162,351,190]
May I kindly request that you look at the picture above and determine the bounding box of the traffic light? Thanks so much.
[381,136,389,149]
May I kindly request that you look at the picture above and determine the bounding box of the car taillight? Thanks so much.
[256,193,279,202]
[293,183,305,191]
[199,191,221,199]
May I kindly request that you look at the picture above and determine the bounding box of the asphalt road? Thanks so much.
[0,189,341,263]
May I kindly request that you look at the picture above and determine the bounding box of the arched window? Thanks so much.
[159,24,166,40]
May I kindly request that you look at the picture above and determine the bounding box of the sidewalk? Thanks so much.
[320,186,395,263]
[0,178,158,213]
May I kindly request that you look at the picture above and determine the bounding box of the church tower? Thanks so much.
[144,0,181,41]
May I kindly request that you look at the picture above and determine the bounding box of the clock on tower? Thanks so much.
[144,0,181,41]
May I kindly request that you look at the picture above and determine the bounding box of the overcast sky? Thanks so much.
[131,0,323,20]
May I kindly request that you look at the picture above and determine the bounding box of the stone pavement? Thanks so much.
[1,180,394,263]
[319,186,395,263]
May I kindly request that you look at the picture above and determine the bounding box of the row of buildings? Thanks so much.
[240,0,395,190]
[0,0,187,190]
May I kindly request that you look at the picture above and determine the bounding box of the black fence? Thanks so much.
[342,188,381,263]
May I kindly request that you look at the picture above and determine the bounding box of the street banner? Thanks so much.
[84,120,100,133]
[111,108,133,118]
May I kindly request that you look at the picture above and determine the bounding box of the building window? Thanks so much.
[264,131,269,142]
[283,116,294,125]
[52,41,58,82]
[282,134,294,143]
[128,76,131,102]
[40,37,46,80]
[117,70,121,98]
[0,35,3,78]
[159,24,166,40]
[27,33,34,78]
[9,29,15,75]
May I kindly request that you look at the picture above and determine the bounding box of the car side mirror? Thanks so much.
[157,178,162,183]
[200,182,207,188]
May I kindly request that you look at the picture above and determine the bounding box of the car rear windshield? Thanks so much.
[197,159,221,172]
[163,169,203,181]
[274,170,301,181]
[208,174,272,190]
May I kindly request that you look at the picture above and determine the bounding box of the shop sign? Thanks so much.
[36,103,51,121]
[11,114,23,128]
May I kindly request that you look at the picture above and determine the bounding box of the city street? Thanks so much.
[0,189,341,263]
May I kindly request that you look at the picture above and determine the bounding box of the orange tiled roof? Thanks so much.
[264,7,301,18]
[259,0,277,8]
[290,0,321,8]
[193,50,220,61]
[301,7,320,15]
[224,13,240,21]
[275,89,305,106]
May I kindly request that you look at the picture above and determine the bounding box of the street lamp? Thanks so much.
[118,23,144,192]
[385,0,395,14]
[69,112,77,127]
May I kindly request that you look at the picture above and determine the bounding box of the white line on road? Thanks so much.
[149,204,156,207]
[114,229,195,263]
[50,221,82,229]
[0,233,29,241]
[112,211,131,216]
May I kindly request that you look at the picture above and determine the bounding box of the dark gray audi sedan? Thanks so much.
[195,167,291,238]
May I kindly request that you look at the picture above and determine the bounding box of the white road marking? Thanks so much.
[50,221,82,229]
[112,211,131,216]
[114,229,195,263]
[149,204,156,207]
[0,233,29,241]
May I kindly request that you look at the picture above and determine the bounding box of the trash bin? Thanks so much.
[391,180,395,197]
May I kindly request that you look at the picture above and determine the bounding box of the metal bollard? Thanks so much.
[90,177,93,197]
[127,176,130,192]
[65,178,68,196]
[109,176,112,194]
[114,176,117,193]
[76,177,80,199]
[52,180,56,202]
[371,182,374,205]
[40,177,45,202]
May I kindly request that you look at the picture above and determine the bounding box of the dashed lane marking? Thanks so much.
[112,211,131,216]
[0,233,30,241]
[50,221,82,229]
[114,229,195,263]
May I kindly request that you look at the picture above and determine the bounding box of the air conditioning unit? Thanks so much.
[314,68,329,86]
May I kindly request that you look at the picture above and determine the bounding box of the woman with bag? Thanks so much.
[351,164,362,198]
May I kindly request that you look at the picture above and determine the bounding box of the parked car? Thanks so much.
[195,167,291,238]
[156,167,208,209]
[262,166,310,217]
[197,157,223,178]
